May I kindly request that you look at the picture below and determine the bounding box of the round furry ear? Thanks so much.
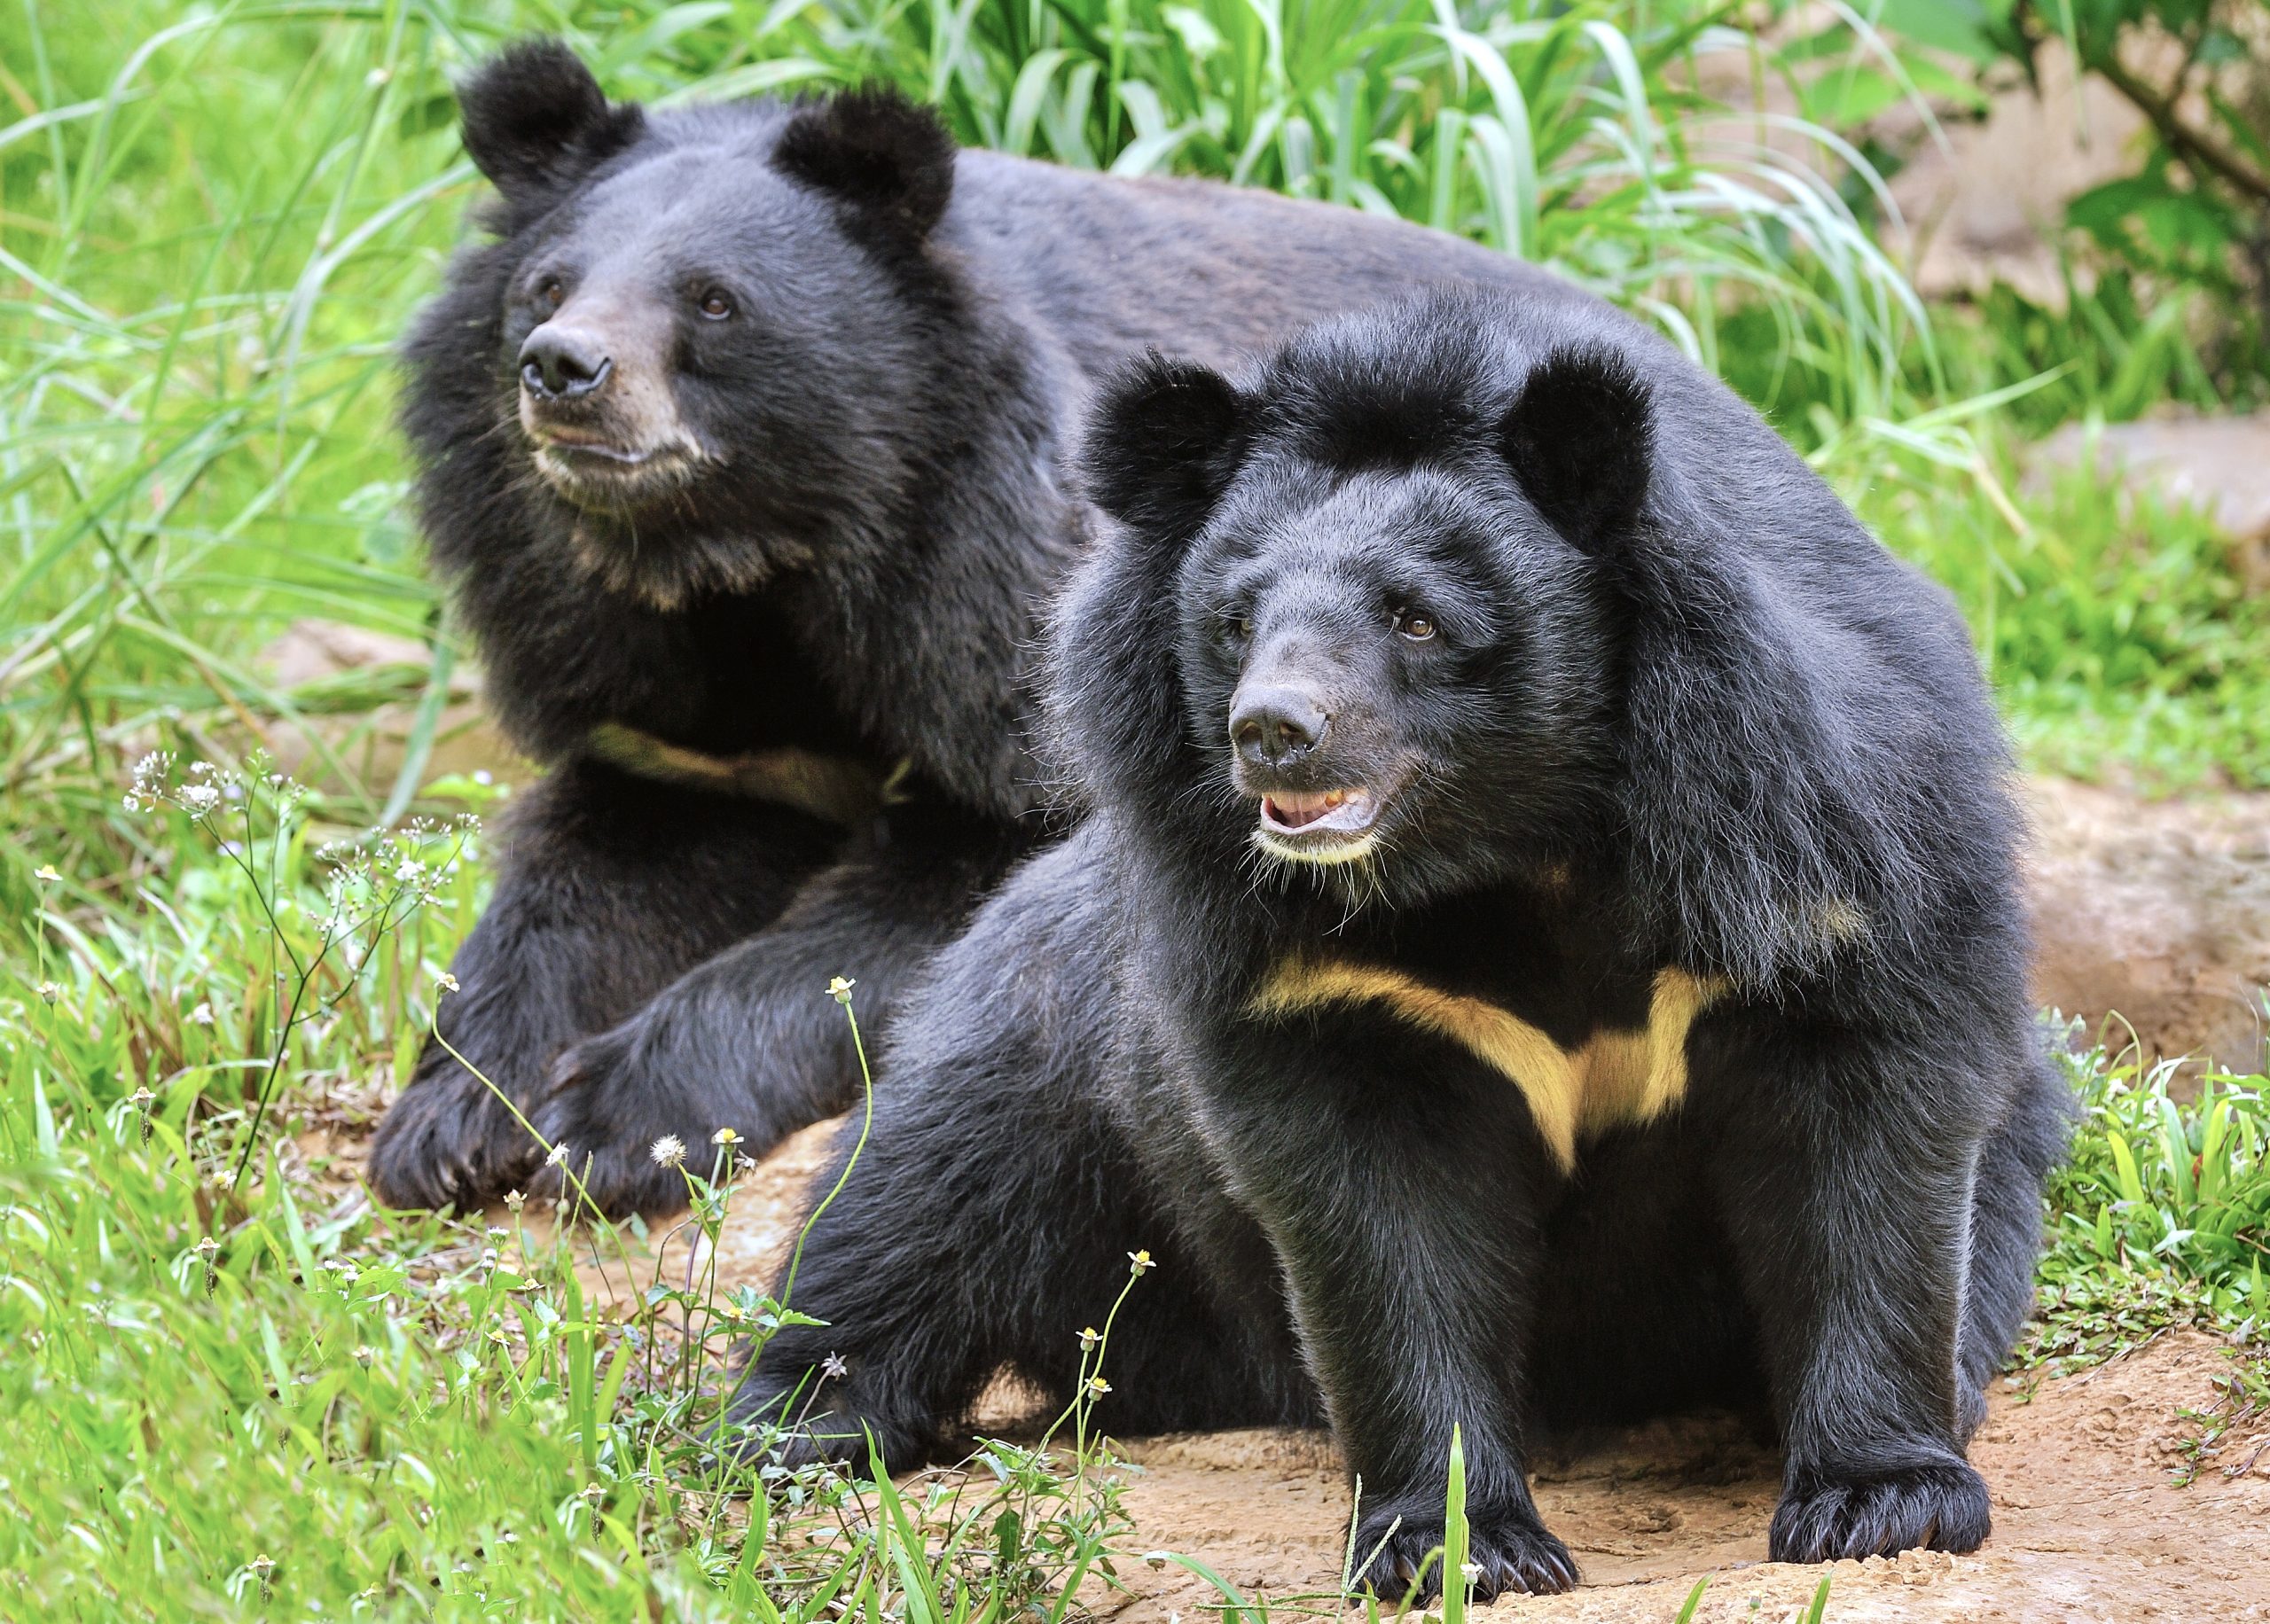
[457,40,646,204]
[1498,346,1655,552]
[1081,352,1249,537]
[775,86,956,238]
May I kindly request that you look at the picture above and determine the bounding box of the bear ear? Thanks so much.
[1082,353,1250,538]
[776,86,956,238]
[1498,346,1656,553]
[458,40,645,204]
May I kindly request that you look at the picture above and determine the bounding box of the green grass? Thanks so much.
[2023,1040,2270,1483]
[4,0,2270,1616]
[2,764,1147,1619]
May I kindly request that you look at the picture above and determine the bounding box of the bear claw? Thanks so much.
[1355,1506,1577,1604]
[1769,1456,1991,1565]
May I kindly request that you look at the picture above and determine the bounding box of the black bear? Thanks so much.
[735,287,2070,1599]
[368,41,1589,1216]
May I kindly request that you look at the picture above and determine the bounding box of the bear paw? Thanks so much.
[368,1063,543,1212]
[1769,1456,1991,1565]
[1353,1503,1577,1604]
[726,1368,928,1474]
[530,1028,717,1218]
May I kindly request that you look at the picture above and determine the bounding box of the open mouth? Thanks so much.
[1253,785,1386,863]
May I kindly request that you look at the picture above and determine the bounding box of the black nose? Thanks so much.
[519,327,612,400]
[1231,683,1328,768]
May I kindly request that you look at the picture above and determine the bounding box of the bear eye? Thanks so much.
[540,277,565,309]
[698,288,734,321]
[1395,608,1437,642]
[1220,612,1253,644]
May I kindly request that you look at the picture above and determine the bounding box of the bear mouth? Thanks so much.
[1253,786,1386,863]
[521,412,699,501]
[531,433,700,504]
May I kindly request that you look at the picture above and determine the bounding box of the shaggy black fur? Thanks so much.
[370,41,1586,1216]
[735,288,2072,1600]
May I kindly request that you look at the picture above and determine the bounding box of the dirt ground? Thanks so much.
[1106,1337,2270,1622]
[484,1122,2270,1624]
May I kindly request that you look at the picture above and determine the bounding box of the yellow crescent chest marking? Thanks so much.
[1247,959,1728,1173]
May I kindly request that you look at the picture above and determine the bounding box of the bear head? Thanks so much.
[1059,293,1656,910]
[436,41,961,608]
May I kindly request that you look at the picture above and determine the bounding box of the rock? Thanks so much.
[1879,43,2148,308]
[2025,776,2270,1080]
[2033,414,2270,597]
[245,619,528,801]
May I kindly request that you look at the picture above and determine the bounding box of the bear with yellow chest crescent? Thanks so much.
[733,287,2073,1603]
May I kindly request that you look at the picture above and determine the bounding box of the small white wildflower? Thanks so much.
[394,858,422,882]
[649,1135,686,1169]
[435,972,459,995]
[34,864,59,883]
[353,1345,376,1368]
[1460,1560,1483,1585]
[710,1126,742,1146]
[1086,1376,1112,1397]
[544,1142,570,1169]
[826,975,856,1005]
[1077,1326,1100,1350]
[821,1351,849,1380]
[1127,1249,1154,1276]
[178,783,221,816]
[37,981,61,1004]
[504,1189,526,1213]
[188,1002,215,1027]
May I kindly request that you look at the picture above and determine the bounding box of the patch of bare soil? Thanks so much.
[1105,1333,2270,1621]
[2026,777,2270,1081]
[487,1129,2269,1623]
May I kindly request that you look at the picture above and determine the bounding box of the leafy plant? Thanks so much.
[2029,1039,2270,1375]
[1874,0,2270,401]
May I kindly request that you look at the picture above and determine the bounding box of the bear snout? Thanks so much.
[1230,681,1329,769]
[519,324,613,402]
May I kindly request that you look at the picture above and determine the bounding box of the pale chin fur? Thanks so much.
[1252,827,1382,866]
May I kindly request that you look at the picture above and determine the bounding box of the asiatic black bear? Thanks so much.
[735,288,2070,1600]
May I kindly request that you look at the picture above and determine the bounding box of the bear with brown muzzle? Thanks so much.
[733,286,2071,1601]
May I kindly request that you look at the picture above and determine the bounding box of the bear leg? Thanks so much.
[529,818,1028,1216]
[1957,1047,2075,1434]
[1702,1020,1997,1565]
[368,761,835,1211]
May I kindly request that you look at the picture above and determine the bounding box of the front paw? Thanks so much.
[369,1059,542,1212]
[1354,1502,1577,1604]
[1769,1455,1991,1564]
[532,1027,714,1219]
[727,1362,925,1473]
